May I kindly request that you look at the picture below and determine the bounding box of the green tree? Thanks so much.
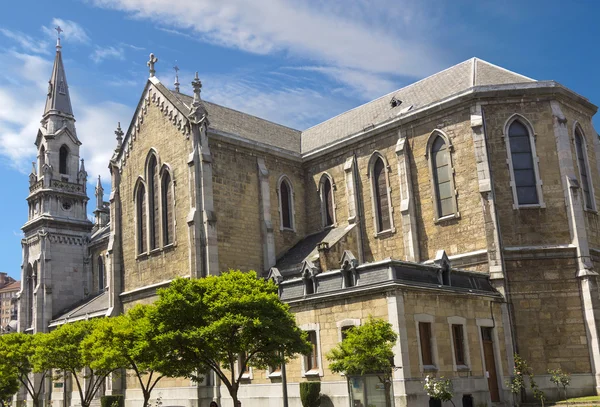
[37,320,119,407]
[0,365,20,407]
[84,305,171,407]
[326,317,397,407]
[0,333,49,407]
[151,270,311,406]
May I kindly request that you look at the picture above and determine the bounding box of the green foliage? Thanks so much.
[549,368,571,403]
[423,375,454,404]
[508,354,546,407]
[299,382,321,407]
[0,364,20,407]
[326,317,397,377]
[0,333,48,407]
[151,270,311,405]
[39,320,119,407]
[84,305,169,407]
[100,395,123,407]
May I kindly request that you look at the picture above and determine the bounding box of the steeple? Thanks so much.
[43,26,73,118]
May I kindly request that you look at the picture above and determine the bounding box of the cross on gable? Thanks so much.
[147,53,158,77]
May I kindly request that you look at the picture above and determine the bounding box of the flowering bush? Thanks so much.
[424,375,455,405]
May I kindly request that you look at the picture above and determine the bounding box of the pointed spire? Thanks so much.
[115,122,123,148]
[95,175,104,211]
[44,27,73,118]
[79,158,86,173]
[192,72,202,105]
[174,65,180,93]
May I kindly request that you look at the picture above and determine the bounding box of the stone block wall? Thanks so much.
[119,102,193,292]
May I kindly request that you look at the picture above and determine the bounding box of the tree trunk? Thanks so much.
[384,380,392,407]
[143,390,151,407]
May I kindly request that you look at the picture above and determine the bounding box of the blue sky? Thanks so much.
[0,0,599,280]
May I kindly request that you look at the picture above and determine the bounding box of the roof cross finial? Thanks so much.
[115,121,124,148]
[174,65,180,93]
[192,71,202,105]
[147,53,158,78]
[55,26,63,50]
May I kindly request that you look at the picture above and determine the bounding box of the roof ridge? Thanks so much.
[301,58,474,134]
[173,90,302,133]
[475,58,536,83]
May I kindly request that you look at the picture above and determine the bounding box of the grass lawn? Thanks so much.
[554,395,600,405]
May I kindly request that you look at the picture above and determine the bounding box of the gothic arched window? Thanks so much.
[575,127,595,210]
[431,136,453,218]
[147,154,160,250]
[319,174,335,228]
[136,183,147,254]
[97,256,105,291]
[505,116,543,207]
[278,176,294,230]
[369,153,394,233]
[161,170,174,245]
[426,130,458,221]
[59,145,69,174]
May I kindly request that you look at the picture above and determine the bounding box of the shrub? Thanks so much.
[300,382,321,407]
[100,395,124,407]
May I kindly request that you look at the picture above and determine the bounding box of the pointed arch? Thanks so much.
[145,150,160,250]
[97,255,105,291]
[426,130,458,221]
[59,145,69,174]
[367,151,395,234]
[277,175,295,231]
[26,263,34,328]
[573,122,596,211]
[160,164,175,246]
[39,145,46,175]
[134,177,148,254]
[318,173,336,228]
[503,114,544,208]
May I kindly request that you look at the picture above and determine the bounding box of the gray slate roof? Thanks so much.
[301,58,534,153]
[44,47,74,117]
[154,58,535,156]
[170,91,302,153]
[51,291,109,322]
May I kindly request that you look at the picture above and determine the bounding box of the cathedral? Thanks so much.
[16,35,600,407]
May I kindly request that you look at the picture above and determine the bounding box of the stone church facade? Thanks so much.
[17,39,600,407]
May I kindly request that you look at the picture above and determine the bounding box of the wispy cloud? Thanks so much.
[41,18,90,44]
[0,28,50,55]
[87,0,448,78]
[91,45,125,63]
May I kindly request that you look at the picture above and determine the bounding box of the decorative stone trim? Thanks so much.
[447,316,471,371]
[46,233,87,245]
[395,135,419,262]
[414,313,438,373]
[336,318,360,342]
[299,322,324,377]
[257,158,276,270]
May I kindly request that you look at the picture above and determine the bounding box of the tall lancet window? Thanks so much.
[278,176,295,230]
[369,153,393,233]
[97,256,105,291]
[507,119,541,206]
[137,183,147,254]
[432,136,453,218]
[575,127,595,210]
[59,145,69,174]
[39,145,46,174]
[320,174,335,228]
[147,155,160,250]
[161,170,174,245]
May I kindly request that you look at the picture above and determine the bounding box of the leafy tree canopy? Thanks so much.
[151,270,311,405]
[327,317,397,376]
[0,364,20,407]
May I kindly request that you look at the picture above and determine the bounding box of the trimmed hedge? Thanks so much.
[100,395,124,407]
[300,381,321,407]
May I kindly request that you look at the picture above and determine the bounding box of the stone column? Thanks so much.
[344,156,364,263]
[257,158,276,272]
[387,292,411,404]
[395,135,419,262]
[107,163,123,315]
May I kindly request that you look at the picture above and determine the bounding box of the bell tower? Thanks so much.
[18,28,93,333]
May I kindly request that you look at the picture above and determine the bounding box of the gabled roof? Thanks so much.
[50,291,109,324]
[300,58,535,153]
[0,281,20,293]
[171,91,302,153]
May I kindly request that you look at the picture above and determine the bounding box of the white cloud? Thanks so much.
[91,46,125,63]
[87,0,447,78]
[41,18,90,44]
[0,28,50,55]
